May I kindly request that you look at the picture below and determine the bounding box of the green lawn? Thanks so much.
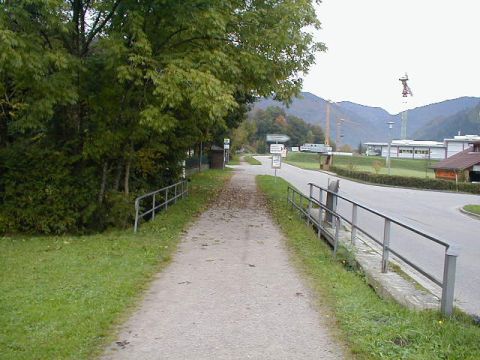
[257,175,480,360]
[244,155,261,165]
[0,169,231,360]
[228,154,240,165]
[286,152,438,178]
[464,205,480,215]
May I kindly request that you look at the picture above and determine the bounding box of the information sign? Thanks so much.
[272,154,281,169]
[270,144,283,154]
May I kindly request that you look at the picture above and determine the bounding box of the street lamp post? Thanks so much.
[387,121,395,175]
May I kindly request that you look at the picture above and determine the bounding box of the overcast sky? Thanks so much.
[302,0,480,114]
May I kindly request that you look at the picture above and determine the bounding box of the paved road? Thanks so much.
[102,171,347,359]
[240,156,480,316]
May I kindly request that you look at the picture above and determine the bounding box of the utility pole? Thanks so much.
[325,100,331,146]
[387,121,394,175]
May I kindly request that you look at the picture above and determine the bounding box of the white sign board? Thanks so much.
[291,147,299,152]
[266,134,290,143]
[224,138,230,144]
[270,144,284,154]
[272,154,281,169]
[224,144,230,150]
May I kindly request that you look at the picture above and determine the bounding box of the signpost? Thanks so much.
[223,138,230,169]
[270,143,283,154]
[266,134,289,183]
[266,134,290,143]
[271,154,281,182]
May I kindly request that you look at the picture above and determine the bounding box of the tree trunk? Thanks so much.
[124,158,131,197]
[98,161,108,204]
[113,160,123,191]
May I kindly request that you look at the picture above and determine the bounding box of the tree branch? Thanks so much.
[83,0,122,55]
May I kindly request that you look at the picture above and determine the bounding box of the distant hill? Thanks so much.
[251,92,480,146]
[413,103,480,141]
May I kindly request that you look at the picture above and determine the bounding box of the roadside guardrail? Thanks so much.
[134,179,188,233]
[287,182,459,316]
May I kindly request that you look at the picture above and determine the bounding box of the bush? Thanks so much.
[330,166,480,194]
[0,141,99,234]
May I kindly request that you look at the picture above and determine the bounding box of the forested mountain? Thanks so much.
[413,103,480,140]
[252,93,480,145]
[234,107,324,153]
[0,1,321,234]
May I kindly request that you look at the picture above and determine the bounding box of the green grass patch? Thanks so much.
[228,154,240,165]
[244,155,261,165]
[463,205,480,215]
[257,175,480,360]
[286,152,438,178]
[0,169,231,360]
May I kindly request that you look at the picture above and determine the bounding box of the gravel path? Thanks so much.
[101,170,347,359]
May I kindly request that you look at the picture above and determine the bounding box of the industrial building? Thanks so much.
[365,135,480,160]
[365,140,446,160]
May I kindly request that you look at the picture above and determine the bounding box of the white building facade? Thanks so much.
[365,140,446,160]
[444,135,480,158]
[366,135,480,160]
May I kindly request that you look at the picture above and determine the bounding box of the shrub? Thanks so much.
[0,141,99,234]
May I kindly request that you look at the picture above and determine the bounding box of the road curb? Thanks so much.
[459,207,480,220]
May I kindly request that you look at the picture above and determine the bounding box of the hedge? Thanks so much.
[330,166,480,195]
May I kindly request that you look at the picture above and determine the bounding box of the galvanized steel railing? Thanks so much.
[287,183,459,316]
[134,179,188,233]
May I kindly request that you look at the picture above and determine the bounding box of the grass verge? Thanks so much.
[0,169,231,360]
[286,152,437,178]
[257,175,480,360]
[228,154,240,165]
[463,205,480,216]
[244,155,261,165]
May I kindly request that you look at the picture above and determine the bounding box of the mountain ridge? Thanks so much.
[251,92,480,146]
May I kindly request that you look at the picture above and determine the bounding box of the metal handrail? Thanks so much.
[287,183,459,316]
[307,183,451,248]
[134,179,188,233]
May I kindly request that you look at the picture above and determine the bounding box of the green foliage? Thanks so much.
[257,175,480,360]
[0,141,98,234]
[237,106,324,153]
[331,166,480,194]
[0,169,231,359]
[0,1,323,233]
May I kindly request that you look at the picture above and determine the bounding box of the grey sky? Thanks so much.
[302,0,480,114]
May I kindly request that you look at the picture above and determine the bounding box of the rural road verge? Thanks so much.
[102,169,347,359]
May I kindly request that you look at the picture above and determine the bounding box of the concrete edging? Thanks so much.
[459,207,480,220]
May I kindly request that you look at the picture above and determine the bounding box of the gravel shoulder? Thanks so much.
[101,169,347,359]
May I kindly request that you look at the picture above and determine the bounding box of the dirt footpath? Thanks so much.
[102,170,347,360]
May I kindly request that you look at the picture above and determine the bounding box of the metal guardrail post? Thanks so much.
[441,245,459,316]
[174,184,178,204]
[165,188,169,210]
[333,215,340,258]
[319,189,323,226]
[351,204,358,244]
[307,184,313,225]
[382,219,391,273]
[134,199,140,233]
[152,193,156,220]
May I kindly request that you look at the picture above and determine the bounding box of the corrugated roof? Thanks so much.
[432,146,480,170]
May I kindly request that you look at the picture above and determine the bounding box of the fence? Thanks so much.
[134,179,189,233]
[287,182,459,316]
